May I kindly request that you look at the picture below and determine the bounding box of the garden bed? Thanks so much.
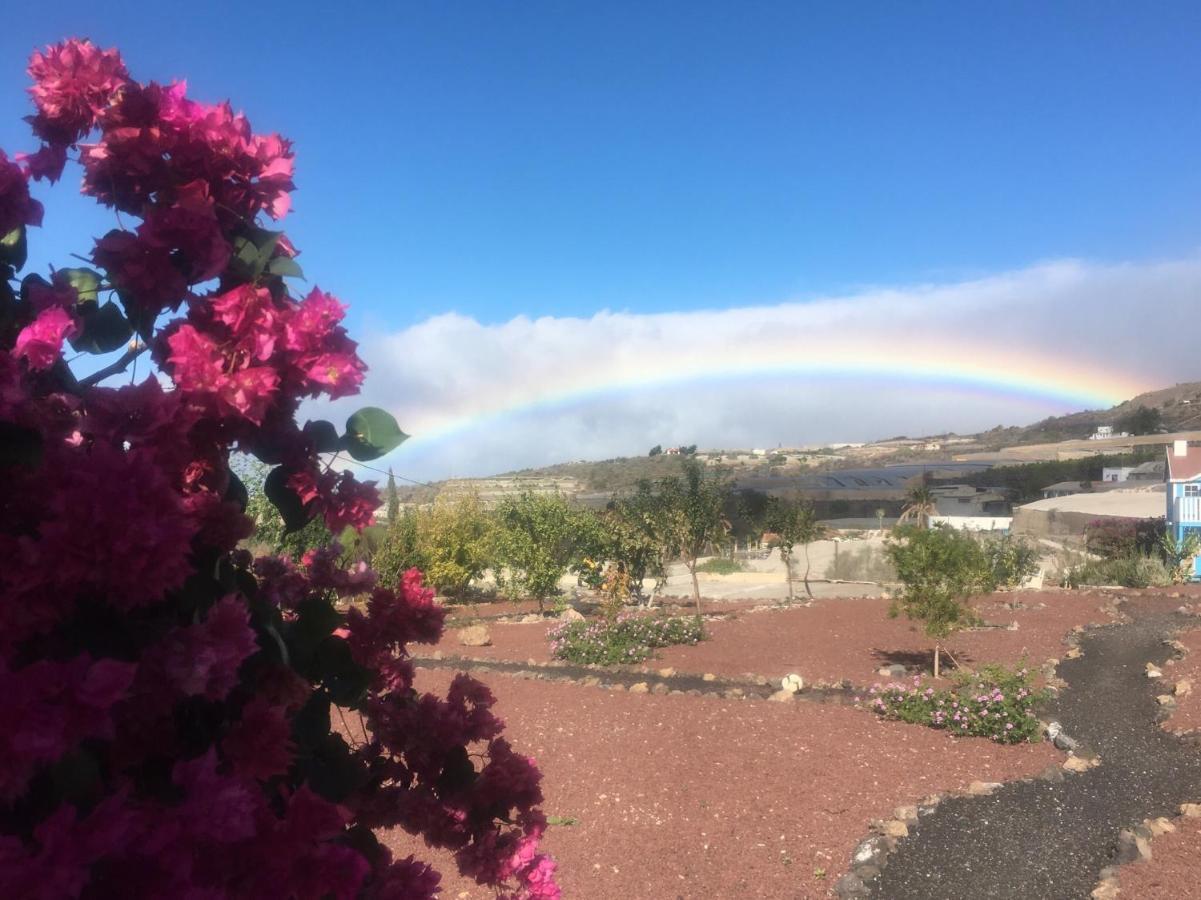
[424,589,1132,686]
[381,667,1058,899]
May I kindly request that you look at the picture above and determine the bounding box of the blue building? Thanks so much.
[1165,441,1201,579]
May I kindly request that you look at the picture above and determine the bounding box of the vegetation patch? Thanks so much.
[547,614,706,665]
[861,663,1047,744]
[1063,554,1172,589]
[696,557,746,575]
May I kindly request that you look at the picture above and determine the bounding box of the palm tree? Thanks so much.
[898,484,937,529]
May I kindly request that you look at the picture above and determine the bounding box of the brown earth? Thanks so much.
[379,669,1058,899]
[1116,816,1201,898]
[426,589,1123,686]
[1162,622,1201,735]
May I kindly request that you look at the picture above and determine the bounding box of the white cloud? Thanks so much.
[326,256,1201,481]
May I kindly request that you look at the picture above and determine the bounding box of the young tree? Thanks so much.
[372,505,426,587]
[885,525,993,677]
[416,493,493,597]
[649,444,662,456]
[766,496,828,601]
[385,466,400,523]
[652,460,730,615]
[898,483,938,529]
[493,492,586,613]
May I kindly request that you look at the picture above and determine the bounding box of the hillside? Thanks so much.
[392,380,1201,503]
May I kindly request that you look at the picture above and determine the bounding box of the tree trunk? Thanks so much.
[934,643,941,679]
[803,543,813,599]
[688,560,702,617]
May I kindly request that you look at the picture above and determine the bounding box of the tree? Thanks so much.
[581,486,671,605]
[766,497,828,601]
[652,459,730,615]
[898,483,938,529]
[416,493,493,597]
[649,444,662,456]
[885,525,992,677]
[1117,405,1163,436]
[0,39,555,898]
[493,492,586,612]
[372,506,425,587]
[385,467,399,523]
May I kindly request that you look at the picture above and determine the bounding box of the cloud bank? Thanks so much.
[329,257,1201,480]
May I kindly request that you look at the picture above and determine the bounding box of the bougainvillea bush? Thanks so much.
[0,39,556,899]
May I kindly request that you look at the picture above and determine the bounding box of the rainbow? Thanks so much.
[397,341,1152,447]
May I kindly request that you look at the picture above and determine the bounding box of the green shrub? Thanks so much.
[547,614,705,665]
[696,557,745,575]
[980,534,1040,589]
[861,663,1046,744]
[1062,554,1172,588]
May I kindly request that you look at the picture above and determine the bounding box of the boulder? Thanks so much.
[1176,679,1194,697]
[628,682,649,694]
[456,625,492,647]
[781,673,805,694]
[559,608,585,623]
[767,689,795,703]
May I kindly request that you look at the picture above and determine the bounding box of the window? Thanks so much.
[1186,484,1201,497]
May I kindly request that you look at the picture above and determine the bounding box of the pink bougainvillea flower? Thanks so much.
[13,306,78,370]
[27,38,128,145]
[0,149,43,234]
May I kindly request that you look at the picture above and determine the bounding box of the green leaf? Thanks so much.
[342,407,408,462]
[267,255,304,279]
[228,228,284,282]
[265,465,316,533]
[0,421,43,468]
[303,419,341,454]
[55,267,103,305]
[0,227,27,271]
[69,301,133,354]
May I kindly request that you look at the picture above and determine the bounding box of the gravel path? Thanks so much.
[867,600,1201,900]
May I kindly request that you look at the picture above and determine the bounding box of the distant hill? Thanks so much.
[393,380,1201,503]
[976,381,1201,448]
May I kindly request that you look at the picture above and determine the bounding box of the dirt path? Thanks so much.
[866,602,1201,899]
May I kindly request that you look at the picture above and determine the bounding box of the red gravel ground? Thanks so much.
[427,589,1122,686]
[381,669,1058,899]
[1162,622,1201,735]
[1117,816,1201,899]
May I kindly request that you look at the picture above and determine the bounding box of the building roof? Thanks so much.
[1019,486,1165,517]
[1167,445,1201,482]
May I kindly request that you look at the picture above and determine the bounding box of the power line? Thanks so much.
[337,456,436,488]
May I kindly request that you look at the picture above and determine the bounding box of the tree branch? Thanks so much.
[78,344,148,388]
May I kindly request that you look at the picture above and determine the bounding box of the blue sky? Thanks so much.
[2,4,1200,476]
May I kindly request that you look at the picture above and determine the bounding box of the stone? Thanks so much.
[558,608,585,623]
[833,872,868,898]
[852,835,888,866]
[628,682,649,694]
[1176,679,1194,697]
[723,687,745,700]
[893,805,918,823]
[580,676,601,687]
[1065,647,1082,659]
[456,625,492,647]
[658,667,676,678]
[1046,721,1081,752]
[1180,802,1201,817]
[851,863,880,882]
[1091,879,1120,900]
[1037,764,1066,783]
[431,650,444,660]
[1115,829,1152,864]
[781,673,804,693]
[878,664,906,678]
[768,689,795,703]
[651,683,670,695]
[1158,694,1176,707]
[967,781,1002,796]
[702,673,717,681]
[882,820,909,838]
[1147,663,1164,678]
[1147,817,1177,836]
[1064,755,1099,773]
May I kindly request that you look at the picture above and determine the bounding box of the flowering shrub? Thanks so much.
[548,614,705,665]
[0,39,556,899]
[1084,516,1164,559]
[859,664,1046,745]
